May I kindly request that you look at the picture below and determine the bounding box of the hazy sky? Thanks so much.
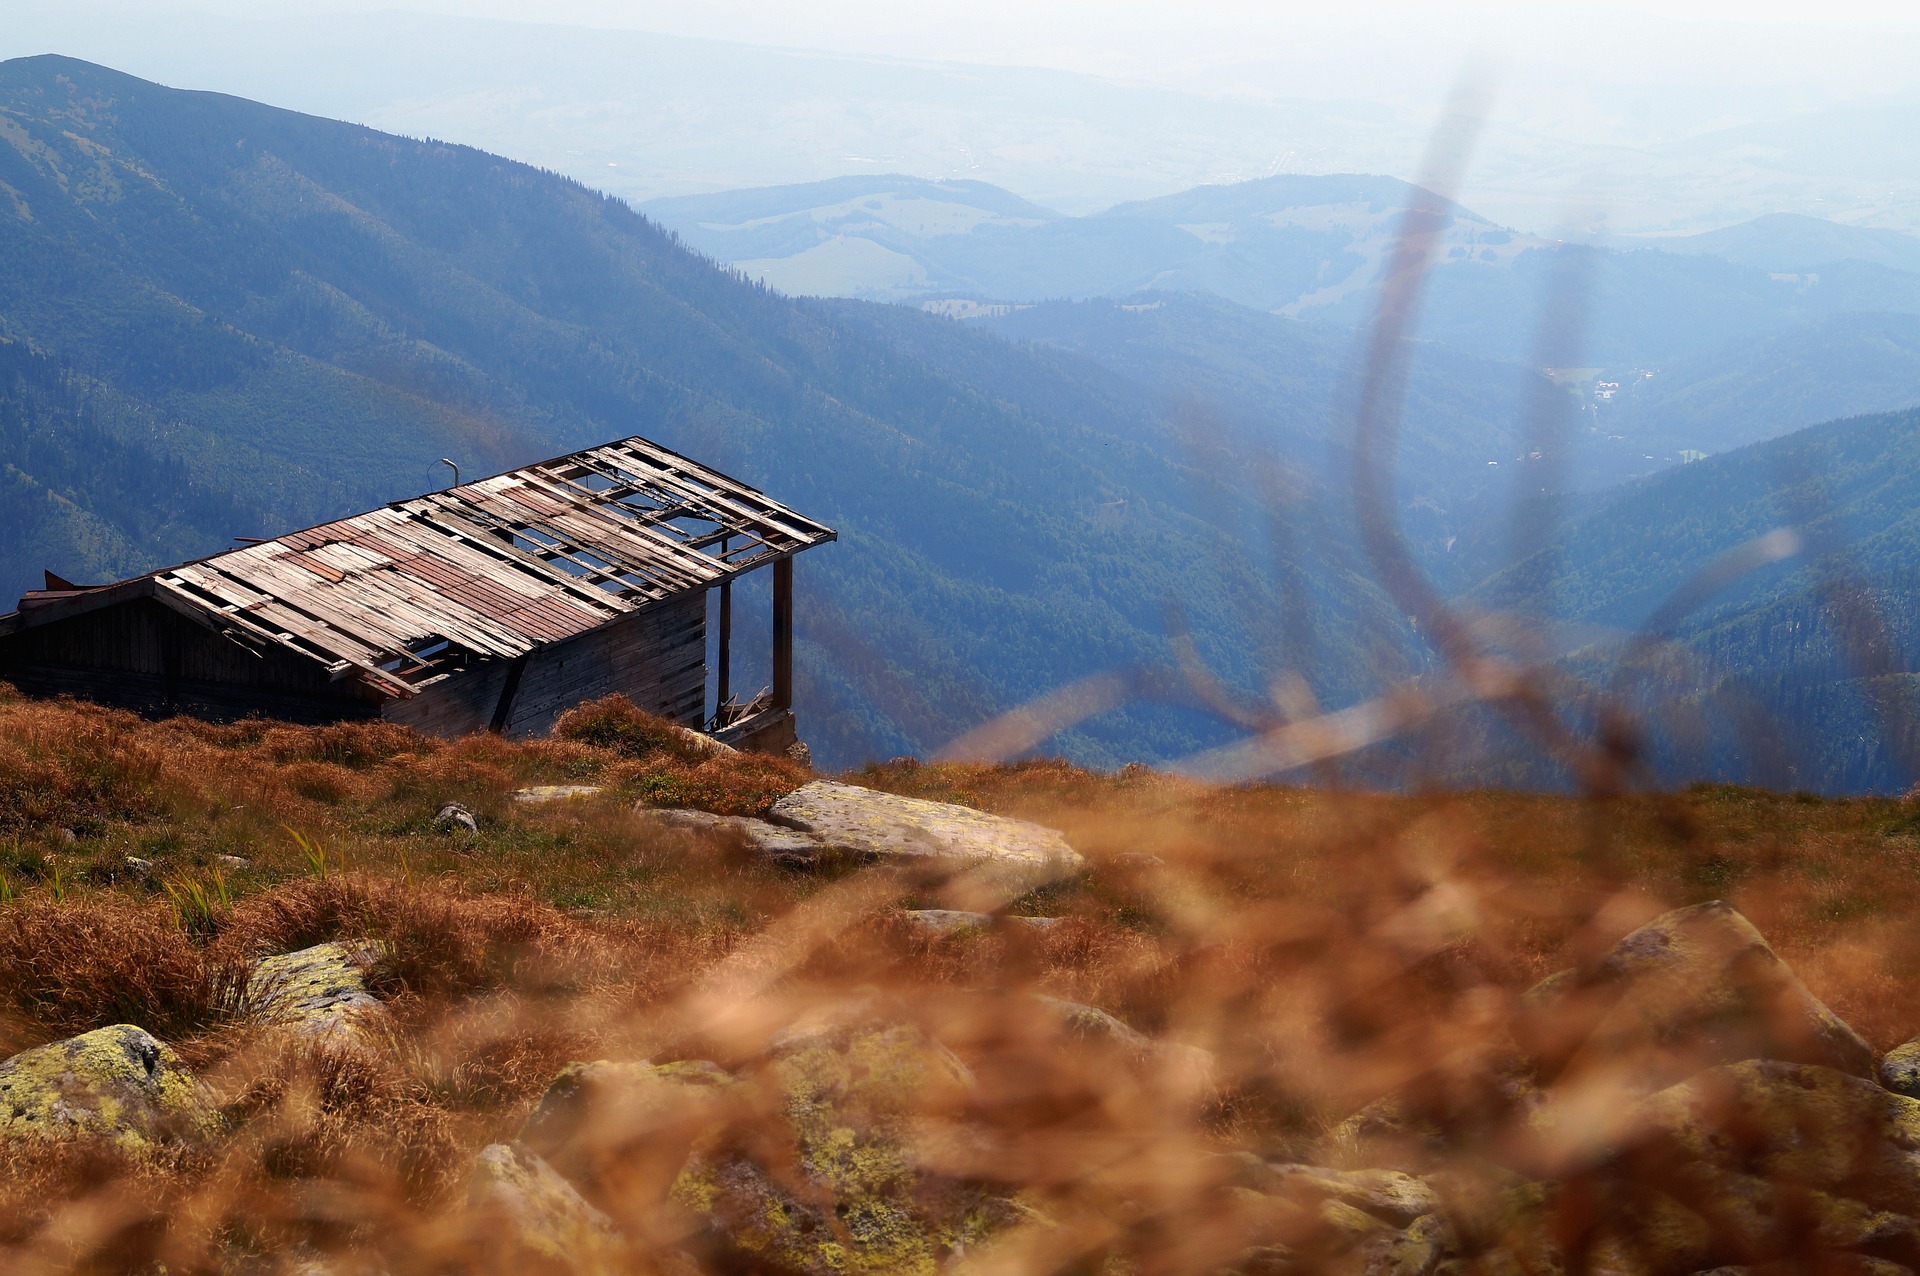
[10,0,1920,227]
[41,1,1920,115]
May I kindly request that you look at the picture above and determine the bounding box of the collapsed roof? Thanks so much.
[0,436,835,700]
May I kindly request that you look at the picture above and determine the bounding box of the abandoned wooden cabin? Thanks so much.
[0,436,835,752]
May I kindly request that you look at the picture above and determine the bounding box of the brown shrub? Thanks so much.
[553,694,711,762]
[212,875,614,1002]
[0,699,191,832]
[0,896,242,1048]
[614,749,809,817]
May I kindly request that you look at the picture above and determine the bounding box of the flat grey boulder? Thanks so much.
[901,908,1060,933]
[513,784,604,803]
[247,940,388,1044]
[0,1024,216,1150]
[768,780,1082,881]
[631,806,826,867]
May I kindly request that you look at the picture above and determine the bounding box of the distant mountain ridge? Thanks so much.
[1653,213,1920,276]
[646,172,1920,371]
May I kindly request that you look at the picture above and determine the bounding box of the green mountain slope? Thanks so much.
[0,55,1431,769]
[1468,405,1920,792]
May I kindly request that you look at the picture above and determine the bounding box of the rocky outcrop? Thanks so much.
[1552,1059,1920,1273]
[768,780,1082,885]
[0,1024,215,1150]
[685,1015,1017,1275]
[246,940,388,1045]
[1884,1039,1920,1099]
[1521,900,1873,1098]
[516,1010,1021,1273]
[468,1142,623,1270]
[1219,1154,1454,1276]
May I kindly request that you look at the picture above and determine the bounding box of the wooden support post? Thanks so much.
[772,555,793,711]
[716,582,732,715]
[488,653,530,734]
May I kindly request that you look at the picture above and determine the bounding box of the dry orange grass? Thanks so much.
[4,689,1920,1270]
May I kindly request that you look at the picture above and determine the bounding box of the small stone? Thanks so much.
[123,855,155,876]
[632,807,739,837]
[785,740,812,769]
[246,940,388,1045]
[0,1025,216,1150]
[56,828,77,845]
[513,784,604,803]
[214,854,251,870]
[433,801,478,833]
[468,1142,621,1269]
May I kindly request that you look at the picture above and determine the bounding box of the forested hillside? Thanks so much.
[0,56,1431,770]
[1467,405,1920,792]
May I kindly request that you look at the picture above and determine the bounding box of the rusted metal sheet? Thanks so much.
[109,435,838,701]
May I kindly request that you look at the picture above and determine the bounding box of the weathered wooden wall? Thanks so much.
[1,592,709,739]
[383,592,708,738]
[0,599,377,723]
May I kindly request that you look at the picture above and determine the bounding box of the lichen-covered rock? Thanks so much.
[1521,901,1873,1097]
[246,940,388,1044]
[1629,1060,1920,1220]
[1022,995,1216,1094]
[1884,1039,1920,1098]
[677,1016,1017,1275]
[768,780,1083,886]
[518,1058,740,1223]
[468,1142,622,1270]
[523,1013,1022,1273]
[0,1024,215,1150]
